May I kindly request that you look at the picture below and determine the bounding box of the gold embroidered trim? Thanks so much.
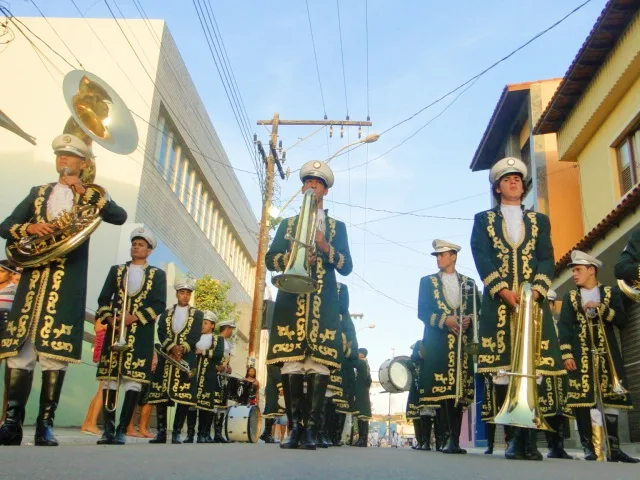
[532,284,548,298]
[136,311,148,325]
[38,351,81,364]
[534,274,552,287]
[489,281,509,298]
[560,343,572,351]
[437,314,447,330]
[265,355,306,365]
[483,271,500,287]
[336,252,345,270]
[328,245,336,264]
[561,353,574,360]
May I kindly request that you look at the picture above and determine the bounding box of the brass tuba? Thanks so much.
[271,189,319,294]
[493,283,552,431]
[6,70,138,268]
[617,279,640,303]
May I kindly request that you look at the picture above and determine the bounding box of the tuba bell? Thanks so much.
[271,189,319,294]
[617,279,640,303]
[6,70,138,268]
[492,283,552,431]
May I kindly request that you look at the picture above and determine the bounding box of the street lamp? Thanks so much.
[356,324,376,334]
[271,133,380,218]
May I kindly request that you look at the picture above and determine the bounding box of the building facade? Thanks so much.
[0,17,258,426]
[534,0,640,442]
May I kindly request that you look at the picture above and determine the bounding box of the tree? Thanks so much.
[193,275,239,324]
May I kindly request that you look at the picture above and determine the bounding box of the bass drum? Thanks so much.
[378,356,412,393]
[224,405,259,443]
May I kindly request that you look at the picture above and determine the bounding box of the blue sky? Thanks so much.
[8,0,608,374]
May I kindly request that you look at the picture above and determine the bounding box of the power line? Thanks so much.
[191,0,264,189]
[335,75,480,173]
[326,199,474,221]
[29,0,85,69]
[351,271,415,310]
[336,0,349,119]
[364,0,370,120]
[305,0,327,118]
[325,0,593,173]
[379,0,594,138]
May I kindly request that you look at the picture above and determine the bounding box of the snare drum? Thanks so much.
[224,405,259,443]
[378,356,412,393]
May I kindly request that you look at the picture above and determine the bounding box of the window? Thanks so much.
[617,125,640,195]
[191,180,201,218]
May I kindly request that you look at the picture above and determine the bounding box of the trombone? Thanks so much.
[454,278,478,407]
[103,268,132,412]
[154,344,196,378]
[586,307,628,461]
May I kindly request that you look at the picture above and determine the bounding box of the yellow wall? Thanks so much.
[575,75,640,232]
[557,12,640,162]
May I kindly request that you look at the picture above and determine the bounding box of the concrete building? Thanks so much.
[0,17,258,426]
[534,0,640,441]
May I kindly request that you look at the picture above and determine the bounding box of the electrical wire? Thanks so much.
[336,0,349,118]
[305,0,327,118]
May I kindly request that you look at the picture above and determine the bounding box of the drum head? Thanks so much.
[389,360,410,391]
[225,405,259,443]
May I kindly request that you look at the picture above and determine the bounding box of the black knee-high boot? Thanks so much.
[545,415,572,459]
[114,390,140,445]
[172,404,189,444]
[300,374,329,450]
[357,420,369,447]
[485,422,495,454]
[149,403,168,443]
[0,369,33,446]
[260,417,276,443]
[574,407,596,460]
[505,427,526,460]
[184,408,197,443]
[605,414,640,463]
[34,370,66,446]
[280,374,305,450]
[319,398,333,448]
[523,428,543,461]
[332,412,346,446]
[412,419,422,449]
[197,411,215,443]
[212,410,228,443]
[420,415,433,451]
[97,389,117,445]
[441,400,466,454]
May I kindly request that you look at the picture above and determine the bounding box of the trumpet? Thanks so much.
[454,278,478,407]
[271,189,318,294]
[154,343,196,378]
[103,268,132,413]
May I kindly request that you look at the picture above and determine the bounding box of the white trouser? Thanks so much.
[281,356,330,376]
[105,380,143,392]
[6,339,68,371]
[591,408,620,426]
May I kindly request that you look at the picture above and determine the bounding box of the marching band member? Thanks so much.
[558,251,638,463]
[95,227,167,445]
[212,319,236,443]
[148,279,203,444]
[470,157,564,461]
[353,348,372,447]
[266,160,352,450]
[0,134,127,446]
[614,230,640,288]
[330,283,358,447]
[192,310,224,443]
[260,364,285,444]
[407,340,426,450]
[418,239,480,454]
[539,289,573,459]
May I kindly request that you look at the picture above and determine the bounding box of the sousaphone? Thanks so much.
[6,70,138,268]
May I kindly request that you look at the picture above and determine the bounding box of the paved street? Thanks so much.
[1,429,638,480]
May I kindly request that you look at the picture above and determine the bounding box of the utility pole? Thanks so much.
[246,115,372,366]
